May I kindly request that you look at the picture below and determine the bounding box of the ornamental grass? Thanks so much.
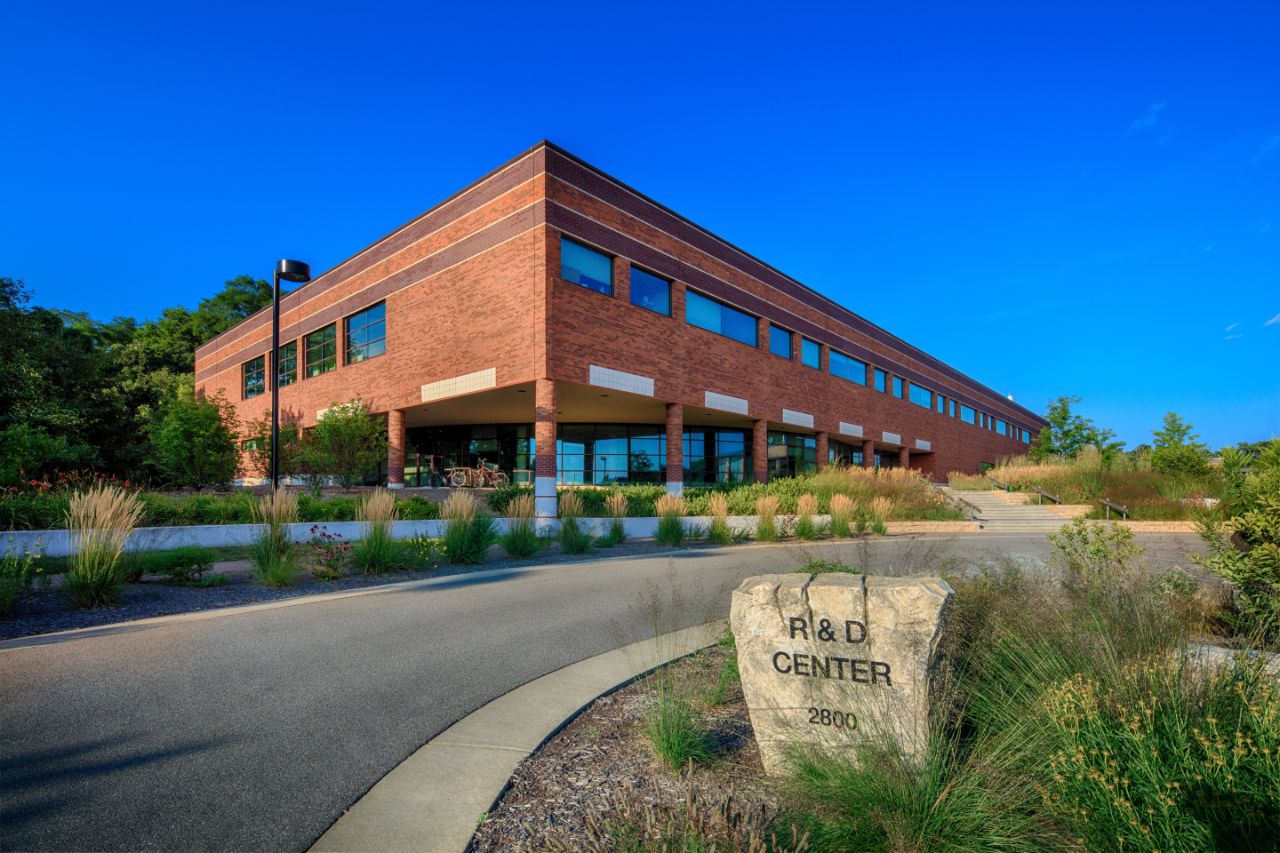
[602,491,628,546]
[828,493,854,538]
[499,493,540,558]
[441,490,495,564]
[794,493,820,540]
[355,488,400,574]
[557,491,593,554]
[707,492,732,545]
[251,488,299,587]
[654,493,687,547]
[755,495,780,541]
[64,484,145,607]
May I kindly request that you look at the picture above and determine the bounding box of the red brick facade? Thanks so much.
[195,142,1044,484]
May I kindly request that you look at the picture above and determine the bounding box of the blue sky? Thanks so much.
[2,1,1276,449]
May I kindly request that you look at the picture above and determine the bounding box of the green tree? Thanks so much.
[243,410,306,482]
[1150,412,1210,476]
[191,275,272,343]
[148,386,241,489]
[1029,396,1124,463]
[305,400,387,488]
[0,424,94,487]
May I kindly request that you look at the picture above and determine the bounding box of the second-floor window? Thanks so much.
[561,238,613,295]
[874,368,887,392]
[277,341,297,387]
[305,324,337,378]
[769,325,793,359]
[801,338,820,368]
[685,290,757,347]
[830,350,866,384]
[909,383,932,409]
[346,303,386,364]
[242,355,265,399]
[629,266,670,315]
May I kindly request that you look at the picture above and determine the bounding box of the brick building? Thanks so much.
[195,141,1046,515]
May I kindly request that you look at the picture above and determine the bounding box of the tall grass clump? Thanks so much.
[654,493,687,547]
[828,493,854,538]
[441,491,495,564]
[867,496,891,535]
[755,495,780,541]
[645,672,715,772]
[64,485,145,607]
[498,493,540,557]
[354,488,400,574]
[707,493,732,545]
[251,488,299,587]
[794,493,820,540]
[600,491,628,546]
[557,491,593,554]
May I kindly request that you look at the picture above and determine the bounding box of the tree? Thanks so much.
[305,400,387,488]
[243,410,306,482]
[148,386,241,489]
[0,424,94,487]
[1151,412,1210,476]
[191,275,272,344]
[1029,396,1124,463]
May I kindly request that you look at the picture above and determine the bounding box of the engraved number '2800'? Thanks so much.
[807,707,857,728]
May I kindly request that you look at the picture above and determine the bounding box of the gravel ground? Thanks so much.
[471,645,782,852]
[0,538,705,641]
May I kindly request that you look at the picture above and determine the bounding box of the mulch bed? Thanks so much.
[471,645,781,852]
[0,538,715,641]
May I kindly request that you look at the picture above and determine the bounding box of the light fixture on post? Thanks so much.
[271,259,311,489]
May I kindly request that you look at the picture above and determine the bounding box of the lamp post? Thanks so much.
[271,259,312,489]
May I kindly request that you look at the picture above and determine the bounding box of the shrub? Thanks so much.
[147,386,241,490]
[828,493,853,538]
[654,493,686,547]
[644,673,714,772]
[1048,519,1142,602]
[440,491,495,564]
[139,545,216,583]
[304,400,387,488]
[499,493,540,558]
[1,543,43,614]
[755,495,780,541]
[794,492,820,540]
[65,485,145,607]
[557,491,593,555]
[354,488,400,574]
[251,489,298,587]
[600,491,628,546]
[308,525,350,580]
[707,493,732,545]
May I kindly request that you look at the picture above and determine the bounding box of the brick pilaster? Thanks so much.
[387,408,406,488]
[753,419,769,483]
[815,431,829,470]
[665,403,683,495]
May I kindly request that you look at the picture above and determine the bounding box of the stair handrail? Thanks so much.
[1032,486,1062,505]
[1099,498,1129,520]
[986,474,1011,492]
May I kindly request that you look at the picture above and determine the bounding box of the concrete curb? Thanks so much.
[308,620,726,853]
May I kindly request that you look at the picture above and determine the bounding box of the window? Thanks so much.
[892,376,904,398]
[304,324,337,378]
[767,431,816,479]
[556,424,667,485]
[242,355,265,399]
[828,439,863,468]
[801,338,820,368]
[685,290,757,346]
[346,303,386,364]
[629,266,670,315]
[949,399,956,417]
[830,350,867,384]
[937,395,945,414]
[1021,429,1031,443]
[960,405,976,424]
[995,419,1008,436]
[909,383,932,409]
[560,237,613,295]
[684,428,751,484]
[276,341,298,387]
[242,437,264,451]
[874,368,887,392]
[769,325,793,359]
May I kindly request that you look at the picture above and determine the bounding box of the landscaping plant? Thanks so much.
[707,492,732,544]
[755,495,780,541]
[556,491,593,555]
[794,493,820,540]
[828,493,853,538]
[644,671,715,772]
[440,491,495,564]
[354,488,400,574]
[654,493,686,547]
[65,484,145,607]
[308,525,351,580]
[138,545,216,583]
[251,488,299,587]
[601,491,628,546]
[1,543,44,614]
[499,493,540,558]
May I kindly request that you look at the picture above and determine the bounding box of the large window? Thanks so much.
[801,338,820,368]
[767,431,816,479]
[874,368,887,392]
[685,290,757,346]
[304,324,337,378]
[684,428,751,484]
[828,439,864,468]
[892,376,904,399]
[769,325,793,359]
[276,341,297,387]
[561,238,613,295]
[830,350,866,384]
[909,383,932,409]
[949,399,956,417]
[995,419,1008,436]
[242,355,265,399]
[557,424,666,485]
[960,404,976,424]
[936,394,945,414]
[346,303,386,364]
[629,266,670,315]
[1021,429,1032,443]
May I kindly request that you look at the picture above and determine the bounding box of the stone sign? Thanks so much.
[729,572,952,775]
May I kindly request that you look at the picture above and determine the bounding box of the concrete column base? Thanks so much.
[665,481,684,497]
[534,476,557,519]
[387,483,405,490]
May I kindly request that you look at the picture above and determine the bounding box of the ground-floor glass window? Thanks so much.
[683,428,752,484]
[556,424,666,485]
[405,424,533,485]
[828,439,864,468]
[874,450,901,470]
[767,431,816,479]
